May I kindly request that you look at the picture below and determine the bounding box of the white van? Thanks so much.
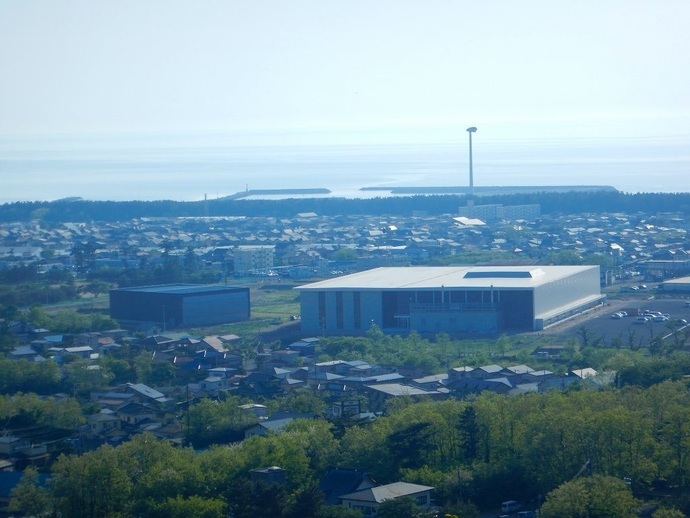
[501,500,521,513]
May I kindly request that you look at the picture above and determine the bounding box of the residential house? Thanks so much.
[319,467,377,506]
[115,402,159,435]
[7,345,41,361]
[339,482,434,515]
[287,337,320,356]
[85,411,122,444]
[238,404,268,419]
[63,346,96,360]
[364,383,447,413]
[235,372,285,398]
[243,411,317,439]
[124,382,172,406]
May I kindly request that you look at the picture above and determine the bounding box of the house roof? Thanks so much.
[200,336,226,353]
[65,346,94,353]
[478,364,503,374]
[126,383,167,402]
[413,373,449,384]
[570,368,598,379]
[116,402,155,416]
[9,345,38,356]
[364,383,437,397]
[503,364,535,375]
[319,467,377,506]
[339,481,434,503]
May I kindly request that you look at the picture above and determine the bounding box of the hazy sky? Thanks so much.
[1,0,689,144]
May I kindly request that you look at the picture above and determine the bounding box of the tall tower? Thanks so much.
[466,127,477,197]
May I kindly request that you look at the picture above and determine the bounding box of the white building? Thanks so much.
[296,265,603,335]
[234,245,275,274]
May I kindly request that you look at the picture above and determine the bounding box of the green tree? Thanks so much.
[284,482,324,518]
[316,506,363,518]
[226,479,287,518]
[186,397,258,448]
[284,419,342,473]
[98,355,136,383]
[376,496,430,518]
[156,495,227,518]
[333,247,358,261]
[540,475,637,518]
[458,405,479,463]
[63,359,115,395]
[51,445,133,517]
[82,279,111,298]
[277,389,328,415]
[8,466,52,517]
[652,508,687,518]
[184,246,198,274]
[388,422,437,471]
[71,241,97,272]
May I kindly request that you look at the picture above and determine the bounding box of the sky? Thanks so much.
[1,0,690,145]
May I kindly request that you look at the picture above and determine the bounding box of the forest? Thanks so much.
[2,190,690,223]
[6,380,690,517]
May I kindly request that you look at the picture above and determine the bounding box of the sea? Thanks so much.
[1,132,689,204]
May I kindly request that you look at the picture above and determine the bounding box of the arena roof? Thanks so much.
[295,265,597,291]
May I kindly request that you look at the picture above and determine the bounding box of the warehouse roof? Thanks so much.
[295,265,597,291]
[111,284,244,295]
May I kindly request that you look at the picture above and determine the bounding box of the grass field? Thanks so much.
[250,284,301,321]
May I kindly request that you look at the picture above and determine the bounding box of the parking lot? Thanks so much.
[543,296,690,347]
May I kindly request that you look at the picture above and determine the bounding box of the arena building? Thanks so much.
[110,284,250,330]
[296,266,603,335]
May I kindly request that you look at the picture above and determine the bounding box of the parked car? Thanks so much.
[501,501,521,514]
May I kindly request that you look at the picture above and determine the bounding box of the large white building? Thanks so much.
[234,245,275,274]
[296,265,603,335]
